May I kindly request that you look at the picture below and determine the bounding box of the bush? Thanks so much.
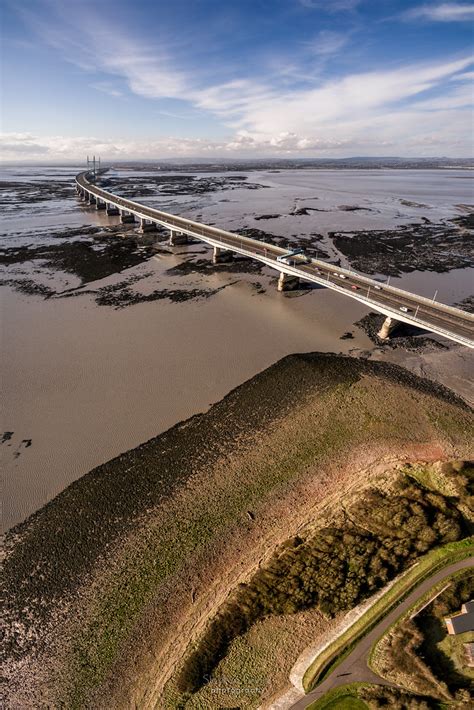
[177,478,467,694]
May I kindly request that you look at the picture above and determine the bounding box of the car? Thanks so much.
[399,306,410,313]
[338,274,347,280]
[374,285,382,290]
[351,285,359,290]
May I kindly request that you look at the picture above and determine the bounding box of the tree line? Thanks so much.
[177,476,470,695]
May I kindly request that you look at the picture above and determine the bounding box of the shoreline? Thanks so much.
[3,351,473,708]
[2,166,473,531]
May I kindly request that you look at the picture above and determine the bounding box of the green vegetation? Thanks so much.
[415,571,474,692]
[178,476,469,695]
[358,685,442,709]
[370,569,473,704]
[303,538,473,693]
[5,353,473,709]
[402,461,472,497]
[306,684,370,709]
[317,699,366,710]
[413,571,473,701]
[307,683,441,710]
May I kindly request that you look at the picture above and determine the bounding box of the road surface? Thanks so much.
[289,555,474,709]
[75,171,474,348]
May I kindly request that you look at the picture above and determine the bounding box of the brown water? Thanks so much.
[2,267,371,530]
[1,166,473,531]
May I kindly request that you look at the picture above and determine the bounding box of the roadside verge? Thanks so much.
[302,537,474,692]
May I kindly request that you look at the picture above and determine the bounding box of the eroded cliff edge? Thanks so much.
[3,353,473,708]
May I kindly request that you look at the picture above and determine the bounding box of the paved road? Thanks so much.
[289,556,474,710]
[75,171,474,348]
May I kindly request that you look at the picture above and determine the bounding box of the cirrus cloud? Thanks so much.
[404,3,474,22]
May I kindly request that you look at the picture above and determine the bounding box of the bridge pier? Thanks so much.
[106,204,119,215]
[212,246,232,264]
[377,316,399,340]
[96,199,106,210]
[88,194,96,205]
[277,272,300,292]
[169,229,189,246]
[120,210,135,223]
[139,218,157,233]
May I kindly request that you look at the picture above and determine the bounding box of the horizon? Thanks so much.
[1,0,474,161]
[2,156,474,168]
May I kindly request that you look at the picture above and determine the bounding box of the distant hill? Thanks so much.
[109,156,474,172]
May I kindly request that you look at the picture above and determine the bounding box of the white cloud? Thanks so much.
[411,83,473,110]
[0,133,51,155]
[404,3,474,21]
[90,82,123,98]
[451,71,474,81]
[228,56,473,136]
[19,4,189,100]
[307,30,350,56]
[6,2,474,160]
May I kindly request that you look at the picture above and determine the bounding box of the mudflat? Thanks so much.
[3,352,473,709]
[2,166,473,531]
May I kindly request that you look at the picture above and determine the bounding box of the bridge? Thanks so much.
[75,170,474,349]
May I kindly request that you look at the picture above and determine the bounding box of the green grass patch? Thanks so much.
[306,683,370,709]
[23,367,470,707]
[368,568,474,702]
[302,538,474,692]
[369,567,474,668]
[67,384,360,706]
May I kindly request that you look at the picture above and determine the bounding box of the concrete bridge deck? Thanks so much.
[75,170,474,349]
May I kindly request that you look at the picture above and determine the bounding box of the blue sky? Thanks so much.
[1,0,473,160]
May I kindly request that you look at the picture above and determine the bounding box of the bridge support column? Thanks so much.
[88,194,96,205]
[212,246,232,264]
[120,210,135,223]
[106,204,119,215]
[96,199,106,210]
[277,272,299,292]
[139,218,157,233]
[169,229,188,246]
[377,316,399,340]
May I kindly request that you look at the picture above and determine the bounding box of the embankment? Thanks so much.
[2,353,473,708]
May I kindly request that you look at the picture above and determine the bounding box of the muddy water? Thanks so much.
[2,270,371,529]
[1,166,473,531]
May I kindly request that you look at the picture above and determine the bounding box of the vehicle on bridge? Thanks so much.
[277,248,305,264]
[74,169,474,349]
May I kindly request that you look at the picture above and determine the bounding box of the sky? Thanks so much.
[1,0,473,161]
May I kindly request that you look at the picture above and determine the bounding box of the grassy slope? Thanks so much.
[369,567,474,699]
[302,539,474,692]
[2,354,473,709]
[306,684,370,709]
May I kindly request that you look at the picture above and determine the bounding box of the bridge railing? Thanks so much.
[76,171,292,255]
[76,172,474,333]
